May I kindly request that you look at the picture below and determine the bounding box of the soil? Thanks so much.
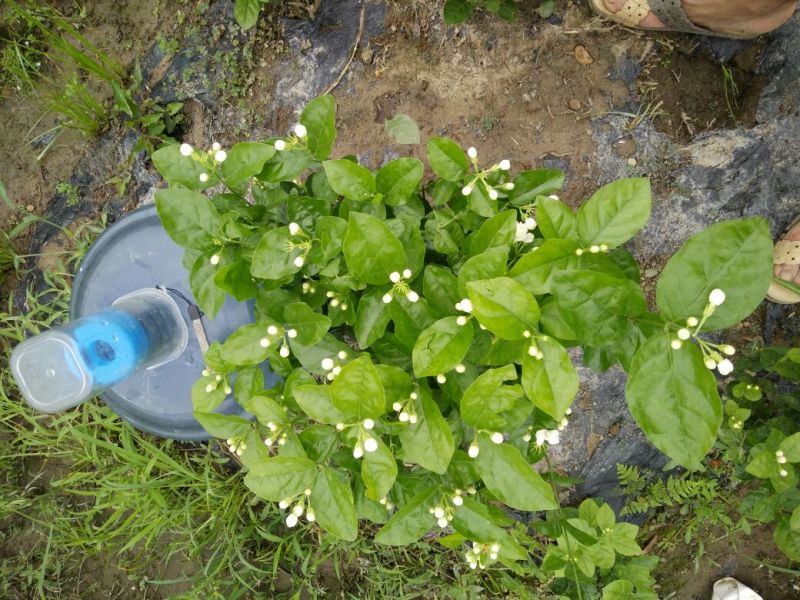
[1,0,795,598]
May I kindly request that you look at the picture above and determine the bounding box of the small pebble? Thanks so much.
[627,157,638,167]
[574,45,594,65]
[26,204,34,212]
[568,99,582,111]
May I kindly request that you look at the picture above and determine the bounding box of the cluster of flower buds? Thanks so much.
[467,432,504,458]
[460,147,513,199]
[392,391,419,424]
[226,436,247,456]
[202,370,232,396]
[464,541,500,569]
[285,222,312,268]
[454,298,472,326]
[515,218,537,244]
[523,331,544,360]
[383,268,419,303]
[340,418,380,459]
[325,290,349,311]
[259,324,294,358]
[321,350,348,380]
[378,496,395,511]
[179,142,227,183]
[670,290,736,376]
[301,280,317,295]
[575,243,609,257]
[274,123,308,152]
[429,489,470,528]
[279,488,315,527]
[263,420,289,448]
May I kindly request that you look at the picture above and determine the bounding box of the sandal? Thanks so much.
[711,577,763,600]
[768,215,800,304]
[587,0,758,39]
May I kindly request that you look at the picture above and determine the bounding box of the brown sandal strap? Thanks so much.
[775,240,800,265]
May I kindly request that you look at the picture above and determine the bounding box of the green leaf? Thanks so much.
[155,189,220,251]
[234,0,261,30]
[509,169,565,206]
[375,486,437,545]
[362,439,398,501]
[244,456,317,501]
[258,149,311,183]
[450,498,528,561]
[626,334,722,470]
[412,317,474,377]
[510,239,579,294]
[194,412,251,439]
[443,0,473,24]
[384,113,421,145]
[311,216,348,263]
[323,159,375,202]
[577,178,651,247]
[475,435,557,511]
[190,251,227,318]
[458,247,508,296]
[469,210,517,256]
[251,227,303,280]
[399,387,455,474]
[376,158,423,206]
[343,212,407,285]
[774,517,800,561]
[235,367,264,405]
[460,365,523,430]
[214,255,258,302]
[656,217,773,331]
[311,467,358,541]
[552,271,646,346]
[289,334,352,375]
[331,356,386,421]
[301,95,336,160]
[220,142,276,186]
[152,145,215,190]
[780,433,800,462]
[535,195,577,240]
[521,336,578,420]
[427,137,469,182]
[284,302,330,346]
[354,287,392,348]
[467,277,540,340]
[294,384,348,425]
[424,265,460,317]
[219,323,274,366]
[237,394,286,428]
[603,580,635,600]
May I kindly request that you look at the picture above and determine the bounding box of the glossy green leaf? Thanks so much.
[535,195,577,240]
[427,137,469,182]
[323,159,375,201]
[774,517,800,561]
[399,388,455,474]
[577,178,651,247]
[294,384,348,425]
[375,486,437,545]
[311,467,358,541]
[467,277,540,340]
[331,356,386,421]
[234,0,261,29]
[152,145,215,190]
[220,142,276,186]
[469,210,517,255]
[190,251,227,318]
[343,212,407,284]
[450,498,528,561]
[507,169,564,206]
[284,302,331,346]
[510,239,579,294]
[552,270,646,346]
[234,367,264,405]
[219,323,275,366]
[412,317,474,377]
[376,158,423,206]
[354,287,392,348]
[194,412,251,439]
[384,113,421,145]
[301,95,336,160]
[656,217,773,331]
[457,246,508,296]
[460,365,523,430]
[475,434,557,511]
[155,188,220,251]
[244,456,317,501]
[251,227,303,280]
[237,394,285,428]
[626,334,722,470]
[521,337,578,420]
[362,438,398,501]
[423,265,460,317]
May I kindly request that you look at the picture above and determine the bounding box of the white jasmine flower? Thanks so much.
[267,325,279,336]
[363,418,375,430]
[778,455,788,464]
[499,159,511,170]
[212,142,221,152]
[722,345,736,356]
[490,432,504,444]
[389,271,401,283]
[467,146,477,159]
[488,188,499,200]
[179,143,193,156]
[454,364,466,373]
[456,316,467,326]
[407,290,420,303]
[455,298,473,313]
[670,339,682,350]
[305,508,316,522]
[461,185,473,196]
[704,358,717,370]
[392,401,403,412]
[437,517,449,528]
[274,139,286,151]
[330,298,340,307]
[409,414,418,424]
[433,506,445,519]
[332,365,342,376]
[321,358,335,371]
[436,374,447,384]
[199,173,209,182]
[279,499,289,509]
[202,369,210,377]
[402,268,412,279]
[546,430,560,445]
[382,292,393,304]
[452,494,463,506]
[210,254,220,265]
[264,437,274,447]
[589,245,600,253]
[292,503,304,516]
[687,316,699,327]
[410,392,418,400]
[524,217,536,229]
[353,444,364,459]
[677,328,691,340]
[336,423,345,430]
[504,182,515,190]
[293,256,305,268]
[399,411,409,423]
[515,222,534,243]
[214,150,227,162]
[288,222,300,235]
[279,345,290,358]
[468,443,480,458]
[780,469,789,477]
[286,513,298,528]
[337,350,348,360]
[294,123,307,138]
[364,437,378,452]
[717,359,734,376]
[287,329,298,339]
[708,289,726,306]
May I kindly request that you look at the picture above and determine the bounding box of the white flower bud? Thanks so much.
[321,358,335,371]
[469,561,478,569]
[286,329,297,339]
[780,469,789,477]
[382,293,393,304]
[459,299,473,313]
[776,450,785,458]
[407,290,420,303]
[274,139,286,151]
[546,430,560,445]
[717,359,734,376]
[224,385,232,394]
[468,443,480,458]
[337,350,348,360]
[452,495,463,506]
[214,150,227,162]
[670,338,683,350]
[535,429,548,446]
[708,288,726,306]
[179,143,193,156]
[336,423,345,431]
[722,345,736,356]
[306,508,316,522]
[264,437,274,447]
[259,337,271,347]
[490,543,500,553]
[266,421,277,431]
[199,173,209,182]
[410,392,418,400]
[677,328,691,340]
[436,374,447,384]
[461,185,473,196]
[467,146,477,159]
[212,142,221,152]
[353,444,364,459]
[524,217,536,229]
[330,298,340,307]
[504,182,515,190]
[489,188,499,200]
[778,456,788,464]
[454,363,466,374]
[399,411,409,423]
[566,408,572,415]
[490,432,504,444]
[499,159,511,170]
[363,418,375,430]
[340,304,348,310]
[292,503,305,516]
[392,401,403,412]
[294,123,307,138]
[205,383,214,393]
[456,316,467,326]
[293,256,305,268]
[523,433,532,442]
[210,254,220,265]
[704,358,717,370]
[389,271,401,283]
[279,345,290,358]
[288,222,300,235]
[285,513,298,528]
[202,369,210,377]
[575,248,584,256]
[437,517,449,528]
[279,499,289,509]
[409,414,417,424]
[433,506,445,519]
[402,268,412,279]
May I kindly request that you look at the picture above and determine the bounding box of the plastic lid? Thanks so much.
[10,330,93,413]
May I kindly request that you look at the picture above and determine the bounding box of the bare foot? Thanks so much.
[601,0,798,37]
[774,222,800,289]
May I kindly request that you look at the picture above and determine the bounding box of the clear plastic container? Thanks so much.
[10,288,187,413]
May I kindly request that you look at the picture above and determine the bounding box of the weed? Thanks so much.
[722,64,740,123]
[54,181,80,207]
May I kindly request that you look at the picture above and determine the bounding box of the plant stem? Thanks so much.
[544,451,583,600]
